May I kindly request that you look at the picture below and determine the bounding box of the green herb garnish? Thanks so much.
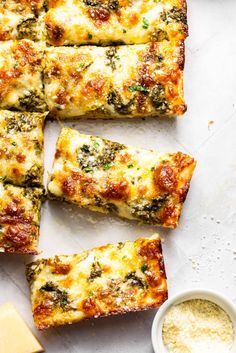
[93,141,100,148]
[103,162,113,170]
[128,85,149,93]
[84,166,93,173]
[142,17,149,29]
[141,264,148,273]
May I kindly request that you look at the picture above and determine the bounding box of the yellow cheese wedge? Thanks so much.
[0,303,44,353]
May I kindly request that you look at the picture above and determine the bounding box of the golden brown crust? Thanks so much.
[0,40,46,112]
[48,128,196,228]
[0,184,43,254]
[26,234,168,329]
[44,41,186,119]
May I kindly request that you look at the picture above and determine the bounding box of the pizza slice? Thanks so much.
[44,41,186,118]
[45,0,187,46]
[0,183,43,254]
[48,128,196,228]
[0,110,46,187]
[26,234,168,329]
[0,40,46,112]
[0,0,45,41]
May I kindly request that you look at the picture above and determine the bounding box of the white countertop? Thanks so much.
[1,1,236,352]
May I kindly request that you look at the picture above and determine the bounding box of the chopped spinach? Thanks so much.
[150,29,169,42]
[131,195,169,223]
[6,113,37,133]
[77,139,124,171]
[108,0,119,11]
[25,165,42,185]
[150,84,169,114]
[141,264,148,273]
[105,47,119,71]
[17,18,38,40]
[107,90,133,115]
[88,261,102,281]
[40,282,70,309]
[160,6,187,25]
[18,91,46,112]
[25,260,43,286]
[125,272,147,289]
[83,0,99,5]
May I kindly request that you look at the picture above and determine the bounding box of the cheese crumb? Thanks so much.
[162,299,234,353]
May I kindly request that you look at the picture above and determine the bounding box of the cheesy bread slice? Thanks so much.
[0,183,43,254]
[45,0,187,46]
[44,41,186,119]
[0,40,46,112]
[0,0,45,41]
[0,111,46,187]
[26,234,167,329]
[48,128,196,228]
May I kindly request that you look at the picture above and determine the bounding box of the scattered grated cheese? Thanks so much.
[162,299,234,353]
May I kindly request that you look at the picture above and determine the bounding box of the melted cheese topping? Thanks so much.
[26,234,168,329]
[162,299,235,353]
[0,183,43,254]
[44,41,186,118]
[0,1,45,41]
[48,128,196,228]
[0,111,46,187]
[45,0,187,46]
[0,40,46,112]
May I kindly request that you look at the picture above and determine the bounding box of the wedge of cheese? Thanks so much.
[0,183,43,254]
[48,128,196,228]
[0,110,46,187]
[44,41,186,118]
[0,303,44,353]
[45,0,187,46]
[26,234,167,329]
[0,0,45,41]
[0,40,46,112]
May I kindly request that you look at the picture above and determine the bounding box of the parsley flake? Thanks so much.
[142,17,149,29]
[84,166,93,173]
[141,264,148,273]
[128,85,149,93]
[103,162,113,170]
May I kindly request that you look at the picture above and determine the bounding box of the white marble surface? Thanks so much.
[1,0,236,352]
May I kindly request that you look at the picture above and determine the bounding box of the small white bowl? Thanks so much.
[151,289,236,353]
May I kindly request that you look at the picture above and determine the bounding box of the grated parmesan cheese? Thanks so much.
[162,299,234,353]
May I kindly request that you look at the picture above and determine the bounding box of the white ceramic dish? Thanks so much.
[151,289,236,353]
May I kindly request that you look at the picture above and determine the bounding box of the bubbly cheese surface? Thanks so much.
[0,0,45,41]
[26,234,168,329]
[0,40,46,112]
[45,0,187,46]
[44,41,186,118]
[0,183,43,254]
[0,110,46,187]
[162,299,235,353]
[48,128,196,228]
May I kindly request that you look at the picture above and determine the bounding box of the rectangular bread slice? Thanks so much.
[0,110,46,187]
[0,40,46,112]
[26,234,168,329]
[0,183,43,254]
[45,0,187,46]
[0,0,45,41]
[44,41,186,119]
[48,128,196,228]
